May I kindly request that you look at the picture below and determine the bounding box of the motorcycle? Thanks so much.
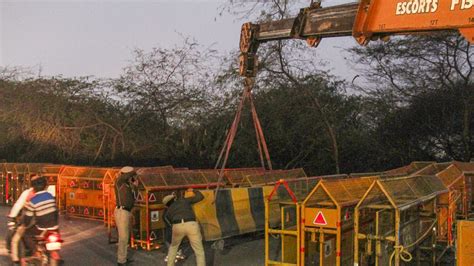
[21,230,63,266]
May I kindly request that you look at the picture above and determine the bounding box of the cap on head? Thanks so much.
[31,175,41,181]
[120,166,134,174]
[162,194,176,205]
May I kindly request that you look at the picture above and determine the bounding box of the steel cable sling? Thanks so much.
[214,77,272,199]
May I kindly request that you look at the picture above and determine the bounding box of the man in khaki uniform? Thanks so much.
[114,166,138,266]
[163,188,205,266]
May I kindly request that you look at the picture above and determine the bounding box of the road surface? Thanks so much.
[0,206,267,265]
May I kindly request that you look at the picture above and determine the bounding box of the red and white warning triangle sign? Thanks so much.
[136,192,143,202]
[313,211,327,226]
[149,231,157,240]
[149,193,156,202]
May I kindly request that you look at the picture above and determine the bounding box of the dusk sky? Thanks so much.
[0,0,359,81]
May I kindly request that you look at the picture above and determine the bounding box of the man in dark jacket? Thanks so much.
[163,188,205,266]
[114,166,138,266]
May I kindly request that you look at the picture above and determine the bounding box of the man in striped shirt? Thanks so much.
[8,175,57,264]
[22,176,59,253]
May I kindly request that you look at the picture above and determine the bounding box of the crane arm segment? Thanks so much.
[239,0,474,77]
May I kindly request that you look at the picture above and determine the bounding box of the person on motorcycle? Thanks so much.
[21,175,59,259]
[7,176,36,265]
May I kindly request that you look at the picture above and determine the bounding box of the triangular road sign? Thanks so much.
[83,208,89,215]
[69,180,76,187]
[149,193,156,202]
[149,231,157,240]
[344,209,351,221]
[70,206,75,213]
[313,211,327,226]
[136,192,143,202]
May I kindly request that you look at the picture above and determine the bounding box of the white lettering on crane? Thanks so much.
[451,0,473,10]
[396,0,438,15]
[464,0,473,9]
[451,0,460,10]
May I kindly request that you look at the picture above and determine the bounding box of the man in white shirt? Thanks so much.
[7,175,56,265]
[8,185,35,265]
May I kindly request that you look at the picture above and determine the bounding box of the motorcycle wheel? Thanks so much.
[48,251,61,266]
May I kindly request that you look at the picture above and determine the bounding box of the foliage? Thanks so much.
[0,25,472,175]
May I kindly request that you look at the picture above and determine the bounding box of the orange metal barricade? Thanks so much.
[354,175,448,266]
[0,163,64,205]
[58,166,119,221]
[130,169,224,250]
[301,176,376,266]
[104,166,174,244]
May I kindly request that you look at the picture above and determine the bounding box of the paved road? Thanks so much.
[0,206,267,266]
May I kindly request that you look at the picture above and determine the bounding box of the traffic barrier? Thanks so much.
[415,163,467,245]
[130,169,224,250]
[263,178,323,265]
[354,175,448,266]
[456,220,474,266]
[0,163,63,205]
[104,166,174,244]
[301,176,376,266]
[58,166,119,221]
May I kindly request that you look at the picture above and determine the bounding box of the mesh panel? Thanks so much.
[437,164,463,189]
[454,161,474,171]
[160,172,188,186]
[359,184,391,207]
[379,175,447,207]
[223,168,264,185]
[199,170,220,183]
[414,164,438,175]
[138,174,166,188]
[59,166,113,180]
[138,169,225,190]
[14,164,29,174]
[26,163,47,174]
[384,161,435,176]
[306,177,376,207]
[41,165,63,175]
[137,166,174,175]
[285,177,320,201]
[244,168,306,186]
[60,167,78,177]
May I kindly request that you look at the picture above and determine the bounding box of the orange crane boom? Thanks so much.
[239,0,474,77]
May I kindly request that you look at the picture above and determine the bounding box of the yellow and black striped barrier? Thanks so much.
[192,186,276,241]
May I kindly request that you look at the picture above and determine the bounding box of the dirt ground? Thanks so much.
[0,206,267,266]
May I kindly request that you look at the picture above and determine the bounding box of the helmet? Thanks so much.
[120,166,135,174]
[119,166,137,181]
[31,175,47,192]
